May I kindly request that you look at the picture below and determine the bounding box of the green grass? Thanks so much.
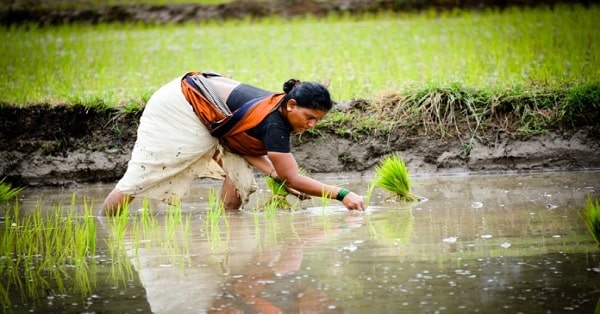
[320,82,600,139]
[0,4,597,107]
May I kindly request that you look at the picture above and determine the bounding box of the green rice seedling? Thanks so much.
[108,253,135,289]
[205,188,225,230]
[139,197,159,238]
[82,197,97,257]
[364,182,376,207]
[105,204,135,287]
[105,201,130,260]
[0,284,9,312]
[262,194,280,219]
[0,178,23,203]
[164,200,183,244]
[181,213,192,258]
[205,188,230,249]
[1,195,100,306]
[374,154,418,202]
[319,187,332,212]
[160,201,192,267]
[581,196,600,247]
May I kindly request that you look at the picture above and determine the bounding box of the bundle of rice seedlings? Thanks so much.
[263,176,293,209]
[581,196,600,248]
[374,154,418,202]
[262,168,307,210]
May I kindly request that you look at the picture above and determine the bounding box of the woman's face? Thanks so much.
[284,99,328,133]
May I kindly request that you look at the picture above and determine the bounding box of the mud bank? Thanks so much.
[1,104,598,187]
[1,0,591,26]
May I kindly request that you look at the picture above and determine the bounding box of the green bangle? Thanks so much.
[336,188,350,201]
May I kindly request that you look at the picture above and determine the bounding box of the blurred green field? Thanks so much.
[1,3,598,107]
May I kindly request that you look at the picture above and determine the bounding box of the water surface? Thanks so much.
[3,171,600,313]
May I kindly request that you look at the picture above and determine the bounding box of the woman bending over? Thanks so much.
[102,71,365,215]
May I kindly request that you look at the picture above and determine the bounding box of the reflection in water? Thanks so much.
[2,171,600,313]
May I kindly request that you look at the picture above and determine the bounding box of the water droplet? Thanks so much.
[471,202,483,208]
[342,243,358,252]
[443,236,458,243]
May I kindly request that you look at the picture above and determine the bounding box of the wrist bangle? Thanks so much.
[336,188,350,201]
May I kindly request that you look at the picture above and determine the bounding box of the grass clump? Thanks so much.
[581,196,600,247]
[351,82,600,145]
[374,154,418,202]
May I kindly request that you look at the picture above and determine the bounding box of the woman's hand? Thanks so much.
[341,191,366,211]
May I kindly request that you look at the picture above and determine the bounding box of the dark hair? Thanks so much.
[282,79,332,111]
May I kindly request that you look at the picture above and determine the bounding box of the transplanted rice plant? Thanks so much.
[581,196,600,248]
[374,154,418,202]
[1,195,98,306]
[0,177,22,203]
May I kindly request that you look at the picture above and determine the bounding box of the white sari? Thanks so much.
[116,77,256,205]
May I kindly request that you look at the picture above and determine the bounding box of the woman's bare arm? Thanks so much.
[243,155,273,176]
[267,151,365,210]
[243,154,308,199]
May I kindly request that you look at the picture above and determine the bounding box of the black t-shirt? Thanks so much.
[226,84,291,153]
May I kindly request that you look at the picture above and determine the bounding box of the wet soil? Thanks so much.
[0,0,590,26]
[1,103,599,187]
[1,0,599,187]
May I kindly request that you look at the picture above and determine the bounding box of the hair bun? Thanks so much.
[283,79,301,93]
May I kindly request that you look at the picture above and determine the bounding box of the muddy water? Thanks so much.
[4,171,600,313]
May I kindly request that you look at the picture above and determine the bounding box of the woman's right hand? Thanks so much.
[342,192,366,211]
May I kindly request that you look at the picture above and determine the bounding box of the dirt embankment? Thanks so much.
[1,103,599,187]
[1,0,599,187]
[0,0,591,26]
